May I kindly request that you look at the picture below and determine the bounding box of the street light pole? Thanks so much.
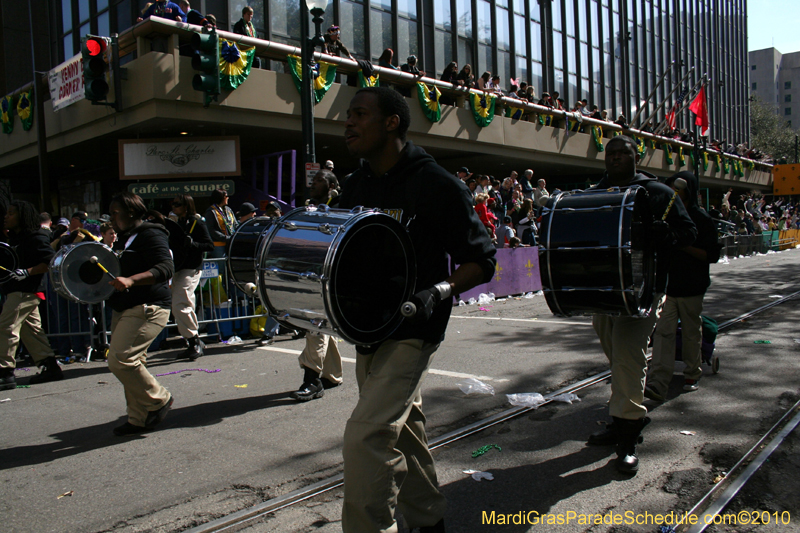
[300,0,329,201]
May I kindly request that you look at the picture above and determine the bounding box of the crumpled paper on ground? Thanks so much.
[463,469,494,481]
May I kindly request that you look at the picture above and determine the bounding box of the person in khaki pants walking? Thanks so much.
[106,192,175,436]
[0,200,62,391]
[338,88,497,533]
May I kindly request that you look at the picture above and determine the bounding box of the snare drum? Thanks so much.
[539,186,655,317]
[257,205,416,345]
[50,241,121,304]
[0,242,18,285]
[227,216,273,292]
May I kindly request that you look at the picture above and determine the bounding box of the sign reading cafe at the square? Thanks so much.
[119,136,240,180]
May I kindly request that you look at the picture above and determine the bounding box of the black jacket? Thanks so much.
[594,171,697,293]
[2,229,54,295]
[339,142,497,344]
[666,172,722,297]
[109,222,174,312]
[180,215,214,270]
[232,19,261,67]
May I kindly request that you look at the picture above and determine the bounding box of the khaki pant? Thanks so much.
[592,294,665,420]
[171,268,202,339]
[342,339,446,533]
[298,333,343,384]
[108,305,171,427]
[648,294,704,395]
[0,292,55,370]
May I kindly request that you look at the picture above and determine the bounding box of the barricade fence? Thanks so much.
[38,256,269,361]
[719,230,800,258]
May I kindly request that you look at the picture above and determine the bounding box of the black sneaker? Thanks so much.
[29,357,64,385]
[320,377,341,390]
[290,379,324,401]
[0,368,16,391]
[113,422,148,436]
[188,337,204,361]
[145,396,174,429]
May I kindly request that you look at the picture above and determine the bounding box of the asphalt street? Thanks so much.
[1,248,799,533]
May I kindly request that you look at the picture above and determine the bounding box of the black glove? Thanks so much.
[184,235,194,248]
[408,287,439,322]
[650,220,675,246]
[10,269,29,281]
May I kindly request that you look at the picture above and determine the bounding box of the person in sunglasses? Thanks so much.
[171,194,214,360]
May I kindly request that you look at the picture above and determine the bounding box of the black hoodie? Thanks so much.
[109,222,174,312]
[2,229,54,295]
[594,170,697,293]
[340,141,497,344]
[664,171,722,297]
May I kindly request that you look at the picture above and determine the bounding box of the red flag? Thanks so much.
[666,108,676,130]
[689,85,709,137]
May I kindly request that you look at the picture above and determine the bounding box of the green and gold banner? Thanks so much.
[286,55,337,104]
[663,145,674,165]
[416,82,441,123]
[469,91,496,127]
[358,71,379,87]
[634,136,646,157]
[506,103,525,120]
[219,39,255,90]
[1,95,14,134]
[591,125,604,152]
[678,147,685,167]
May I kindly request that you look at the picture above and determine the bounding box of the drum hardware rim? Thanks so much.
[262,266,325,283]
[544,192,566,317]
[618,187,634,316]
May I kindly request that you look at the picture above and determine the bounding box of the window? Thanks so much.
[59,0,112,61]
[786,81,792,90]
[751,64,756,70]
[786,107,792,116]
[751,82,756,90]
[787,94,792,103]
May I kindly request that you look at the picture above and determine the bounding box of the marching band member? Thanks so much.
[0,200,62,390]
[170,194,214,361]
[106,192,174,436]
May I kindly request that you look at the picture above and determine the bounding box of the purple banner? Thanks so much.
[458,246,542,301]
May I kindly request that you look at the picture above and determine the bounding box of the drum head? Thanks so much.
[50,242,120,304]
[0,242,18,285]
[327,214,416,344]
[227,216,273,292]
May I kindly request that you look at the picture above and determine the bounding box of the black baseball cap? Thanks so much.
[457,166,470,174]
[264,201,281,213]
[236,202,258,217]
[71,211,88,222]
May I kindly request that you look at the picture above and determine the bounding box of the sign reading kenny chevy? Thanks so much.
[119,136,240,180]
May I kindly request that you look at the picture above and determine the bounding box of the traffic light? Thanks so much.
[82,35,110,102]
[191,29,221,107]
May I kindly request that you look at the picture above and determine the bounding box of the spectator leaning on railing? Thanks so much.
[138,0,186,22]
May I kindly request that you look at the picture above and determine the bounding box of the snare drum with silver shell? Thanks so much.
[227,216,273,293]
[50,241,121,304]
[257,205,416,346]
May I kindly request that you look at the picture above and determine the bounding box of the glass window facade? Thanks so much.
[49,0,748,142]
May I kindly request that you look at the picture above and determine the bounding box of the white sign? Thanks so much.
[201,260,220,279]
[118,137,241,180]
[306,162,321,187]
[48,54,85,111]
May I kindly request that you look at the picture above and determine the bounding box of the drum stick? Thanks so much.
[190,219,197,234]
[89,256,117,280]
[0,265,8,272]
[661,191,679,221]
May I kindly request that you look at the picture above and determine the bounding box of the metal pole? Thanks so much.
[630,61,676,127]
[641,68,696,132]
[300,0,315,202]
[28,0,52,213]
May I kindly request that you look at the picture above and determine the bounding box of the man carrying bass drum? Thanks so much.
[170,194,214,360]
[0,200,63,390]
[106,192,175,436]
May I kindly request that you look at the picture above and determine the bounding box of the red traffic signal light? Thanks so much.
[85,37,107,57]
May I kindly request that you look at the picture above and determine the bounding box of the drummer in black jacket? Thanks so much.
[107,192,175,436]
[0,200,62,390]
[337,87,496,533]
[587,136,696,474]
[171,194,214,360]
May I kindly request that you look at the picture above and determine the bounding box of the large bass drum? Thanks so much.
[50,241,121,304]
[539,186,655,317]
[227,216,273,292]
[257,205,416,345]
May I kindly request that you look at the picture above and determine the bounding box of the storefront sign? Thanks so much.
[128,180,235,199]
[48,54,85,111]
[119,137,241,180]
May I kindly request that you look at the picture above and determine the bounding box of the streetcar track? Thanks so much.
[186,290,800,533]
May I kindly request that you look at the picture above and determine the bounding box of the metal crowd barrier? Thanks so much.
[37,256,269,361]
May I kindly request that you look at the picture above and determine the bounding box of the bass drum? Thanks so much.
[257,205,416,345]
[0,242,19,285]
[538,185,655,317]
[227,216,273,292]
[50,241,121,304]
